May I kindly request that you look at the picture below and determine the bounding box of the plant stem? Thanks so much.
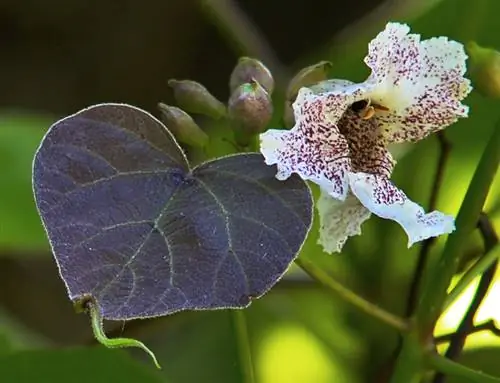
[233,310,255,383]
[294,257,409,332]
[385,133,451,382]
[415,124,500,334]
[433,262,497,383]
[444,215,500,310]
[389,332,425,383]
[433,214,499,383]
[392,122,500,382]
[444,242,500,310]
[435,319,500,344]
[427,352,500,383]
[405,132,451,317]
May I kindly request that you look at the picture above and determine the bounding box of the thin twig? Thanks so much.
[405,131,451,317]
[444,242,500,310]
[433,213,499,383]
[478,212,500,260]
[233,310,255,383]
[378,132,452,382]
[295,257,409,332]
[198,0,290,88]
[435,319,500,344]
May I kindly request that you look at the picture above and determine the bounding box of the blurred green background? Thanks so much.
[0,0,499,382]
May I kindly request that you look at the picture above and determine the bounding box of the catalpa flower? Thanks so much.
[260,22,472,253]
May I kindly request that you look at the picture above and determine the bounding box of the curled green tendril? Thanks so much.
[74,296,161,369]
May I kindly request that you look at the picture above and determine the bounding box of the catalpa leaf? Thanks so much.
[32,104,312,320]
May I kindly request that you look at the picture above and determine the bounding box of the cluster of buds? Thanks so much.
[158,56,336,149]
[158,57,274,149]
[158,80,225,148]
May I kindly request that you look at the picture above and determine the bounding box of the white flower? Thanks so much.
[260,22,472,254]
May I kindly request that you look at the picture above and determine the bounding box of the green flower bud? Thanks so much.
[229,57,274,95]
[466,41,500,99]
[168,79,226,119]
[157,103,209,148]
[286,60,332,101]
[228,80,273,146]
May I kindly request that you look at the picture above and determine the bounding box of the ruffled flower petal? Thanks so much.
[364,22,471,143]
[348,172,455,246]
[260,82,366,200]
[317,190,371,254]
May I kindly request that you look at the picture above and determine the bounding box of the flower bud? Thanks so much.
[157,103,209,148]
[168,79,226,119]
[286,60,332,101]
[466,42,500,98]
[229,57,274,95]
[228,80,273,146]
[283,101,295,128]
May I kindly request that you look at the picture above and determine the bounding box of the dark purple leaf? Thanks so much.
[33,104,312,320]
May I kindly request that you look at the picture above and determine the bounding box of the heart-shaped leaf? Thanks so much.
[33,104,312,320]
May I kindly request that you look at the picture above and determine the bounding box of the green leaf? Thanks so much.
[0,333,13,357]
[0,112,53,251]
[0,347,163,383]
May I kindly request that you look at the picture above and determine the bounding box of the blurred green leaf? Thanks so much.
[248,287,363,383]
[448,347,500,383]
[0,347,163,383]
[138,310,245,383]
[0,308,49,352]
[0,333,13,357]
[0,112,54,252]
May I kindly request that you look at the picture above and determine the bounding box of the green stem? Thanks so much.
[389,332,425,383]
[392,124,500,382]
[444,242,500,310]
[232,310,255,383]
[294,257,409,332]
[416,124,500,333]
[87,301,161,369]
[405,132,451,317]
[427,352,500,383]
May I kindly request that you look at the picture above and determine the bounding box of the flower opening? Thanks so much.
[260,22,471,253]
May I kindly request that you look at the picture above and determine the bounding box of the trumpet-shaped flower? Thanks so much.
[260,22,472,253]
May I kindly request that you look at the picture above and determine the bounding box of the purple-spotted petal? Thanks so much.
[364,22,471,143]
[260,84,365,200]
[317,190,371,254]
[348,172,455,246]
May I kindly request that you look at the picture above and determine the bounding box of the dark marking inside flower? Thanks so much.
[350,100,369,113]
